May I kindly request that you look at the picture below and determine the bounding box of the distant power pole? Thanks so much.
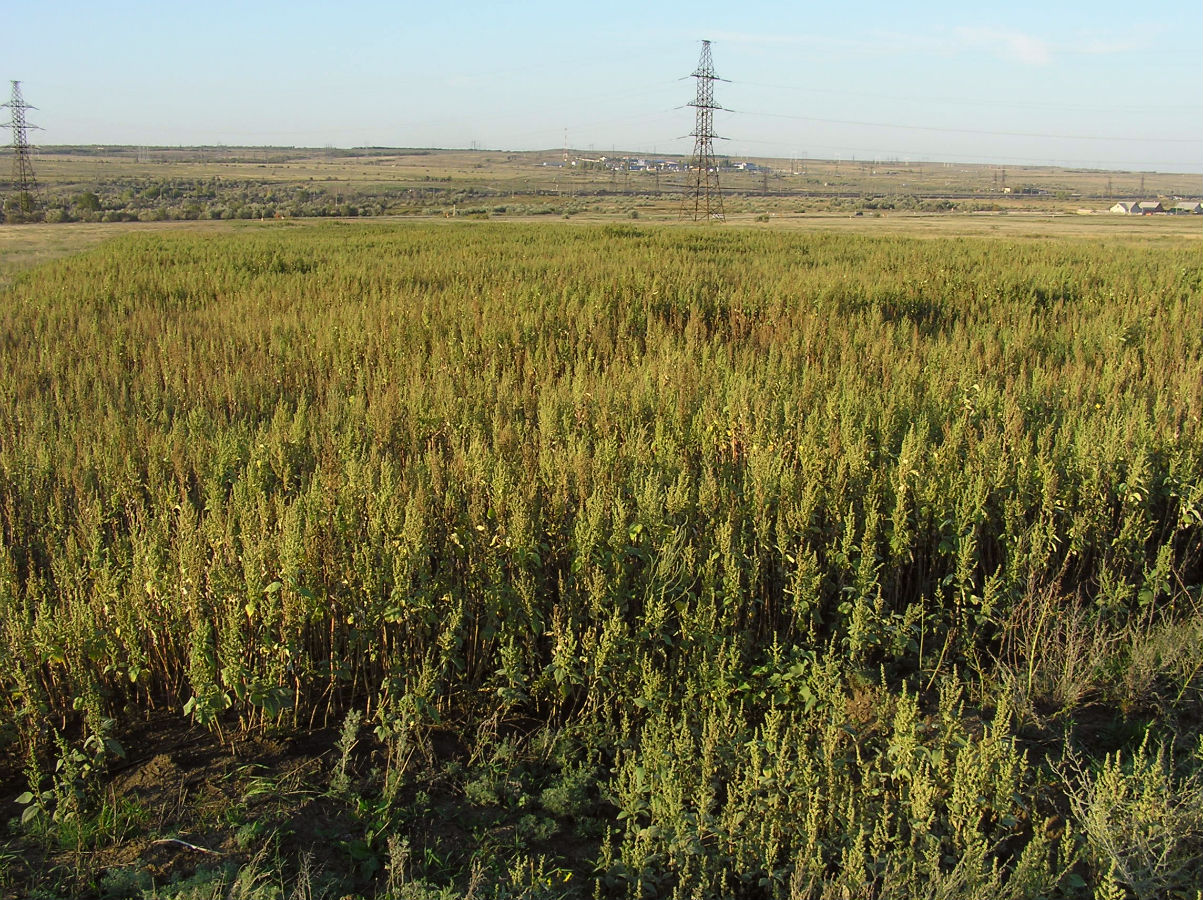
[684,40,724,222]
[2,80,40,216]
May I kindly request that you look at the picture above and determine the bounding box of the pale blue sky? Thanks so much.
[7,1,1202,172]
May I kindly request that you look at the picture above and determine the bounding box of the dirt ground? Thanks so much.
[0,713,356,897]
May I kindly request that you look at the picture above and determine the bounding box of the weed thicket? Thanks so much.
[0,222,1200,897]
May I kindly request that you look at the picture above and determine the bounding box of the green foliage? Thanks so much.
[330,708,365,797]
[0,222,1200,896]
[1065,735,1203,900]
[16,719,126,833]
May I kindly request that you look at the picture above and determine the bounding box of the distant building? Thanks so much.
[1138,201,1164,214]
[1110,201,1140,214]
[1171,201,1202,214]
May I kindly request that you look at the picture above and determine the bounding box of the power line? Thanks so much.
[733,79,1198,115]
[727,107,1201,144]
[722,134,1198,171]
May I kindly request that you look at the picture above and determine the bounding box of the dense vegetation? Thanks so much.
[0,222,1200,898]
[8,177,490,224]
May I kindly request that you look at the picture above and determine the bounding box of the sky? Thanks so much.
[6,1,1202,173]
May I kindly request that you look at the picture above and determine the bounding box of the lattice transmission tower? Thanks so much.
[2,80,40,217]
[684,40,724,222]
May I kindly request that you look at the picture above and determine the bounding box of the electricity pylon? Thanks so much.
[2,81,40,218]
[684,40,724,222]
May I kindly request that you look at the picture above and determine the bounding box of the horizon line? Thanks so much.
[18,143,1203,177]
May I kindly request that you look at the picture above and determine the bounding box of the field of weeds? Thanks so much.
[0,221,1200,898]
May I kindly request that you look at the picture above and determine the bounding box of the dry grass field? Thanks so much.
[2,201,1197,292]
[18,145,1201,223]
